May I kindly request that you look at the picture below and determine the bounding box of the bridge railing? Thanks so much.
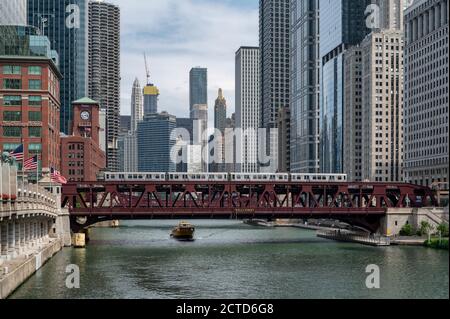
[1,162,58,216]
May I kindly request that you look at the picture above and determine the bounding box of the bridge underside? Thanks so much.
[62,181,436,233]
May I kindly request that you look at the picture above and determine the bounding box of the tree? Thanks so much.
[400,224,414,236]
[437,223,449,237]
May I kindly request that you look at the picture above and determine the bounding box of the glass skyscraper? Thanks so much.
[189,67,207,118]
[319,0,370,173]
[290,0,320,173]
[137,112,177,172]
[28,0,88,134]
[0,0,27,25]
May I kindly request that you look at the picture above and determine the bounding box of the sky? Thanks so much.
[107,0,259,124]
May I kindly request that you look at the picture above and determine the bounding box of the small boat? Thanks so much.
[171,221,195,241]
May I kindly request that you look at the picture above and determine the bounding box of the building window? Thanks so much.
[28,143,42,156]
[29,127,42,137]
[3,111,21,121]
[29,111,42,121]
[2,96,22,106]
[29,96,42,107]
[3,65,21,75]
[3,126,22,137]
[3,79,21,89]
[28,80,42,90]
[2,143,21,152]
[28,66,42,75]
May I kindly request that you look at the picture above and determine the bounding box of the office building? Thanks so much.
[0,25,61,179]
[131,78,143,132]
[319,0,371,173]
[0,0,27,25]
[137,112,177,172]
[259,0,290,172]
[214,88,227,134]
[143,83,159,116]
[189,67,207,118]
[290,0,320,173]
[236,47,260,173]
[191,104,208,172]
[404,0,448,187]
[88,0,120,172]
[28,0,89,134]
[118,132,137,172]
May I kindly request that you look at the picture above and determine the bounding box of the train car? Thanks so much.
[167,173,228,182]
[104,172,166,182]
[230,173,290,182]
[290,174,347,182]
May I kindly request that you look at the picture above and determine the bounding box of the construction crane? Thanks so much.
[144,53,150,85]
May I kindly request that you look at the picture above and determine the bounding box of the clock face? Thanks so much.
[81,111,90,121]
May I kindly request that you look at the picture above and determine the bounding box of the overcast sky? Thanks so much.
[107,0,259,123]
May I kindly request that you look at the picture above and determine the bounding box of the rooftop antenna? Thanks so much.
[144,52,150,85]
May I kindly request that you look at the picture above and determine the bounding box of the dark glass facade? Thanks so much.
[319,0,370,173]
[189,67,207,118]
[137,113,177,172]
[290,0,320,173]
[28,0,88,134]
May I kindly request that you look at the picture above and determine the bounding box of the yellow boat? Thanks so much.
[171,221,195,240]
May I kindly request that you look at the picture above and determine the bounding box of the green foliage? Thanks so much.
[436,223,449,237]
[417,221,433,237]
[424,238,449,250]
[400,223,414,236]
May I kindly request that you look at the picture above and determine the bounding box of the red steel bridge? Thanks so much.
[61,181,437,233]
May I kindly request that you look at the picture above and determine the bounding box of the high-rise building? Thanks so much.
[60,98,107,181]
[118,132,137,172]
[0,0,27,25]
[189,67,207,118]
[214,88,227,134]
[175,117,194,172]
[120,115,131,133]
[319,0,371,173]
[259,0,290,172]
[143,83,159,116]
[191,104,208,172]
[343,46,364,182]
[28,0,89,134]
[236,47,260,173]
[137,112,177,172]
[404,0,448,187]
[374,0,404,30]
[290,0,320,173]
[361,29,404,182]
[277,107,290,173]
[0,25,61,179]
[131,78,143,132]
[88,0,120,172]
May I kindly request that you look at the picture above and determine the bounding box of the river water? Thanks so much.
[10,220,449,299]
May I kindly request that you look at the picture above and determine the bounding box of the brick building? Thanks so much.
[0,26,62,178]
[60,98,106,181]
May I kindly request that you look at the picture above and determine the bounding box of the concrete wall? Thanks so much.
[0,239,62,299]
[380,208,448,236]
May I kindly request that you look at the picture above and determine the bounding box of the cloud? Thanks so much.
[107,0,258,127]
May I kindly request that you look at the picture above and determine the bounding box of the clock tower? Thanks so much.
[72,97,101,144]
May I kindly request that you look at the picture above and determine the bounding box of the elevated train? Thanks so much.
[101,172,348,183]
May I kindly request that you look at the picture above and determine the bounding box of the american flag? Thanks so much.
[24,155,38,171]
[10,144,24,161]
[51,167,67,184]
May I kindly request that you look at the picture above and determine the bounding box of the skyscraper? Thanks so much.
[0,0,27,25]
[290,0,320,173]
[404,0,448,187]
[319,0,371,173]
[191,104,208,172]
[131,78,143,132]
[143,83,159,116]
[28,0,89,134]
[214,88,227,134]
[88,0,121,172]
[259,0,290,172]
[236,47,260,173]
[375,0,404,30]
[137,112,177,173]
[360,29,404,182]
[189,67,207,118]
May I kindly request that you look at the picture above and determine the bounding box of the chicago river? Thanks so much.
[10,220,449,299]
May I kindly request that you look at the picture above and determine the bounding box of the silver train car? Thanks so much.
[102,172,348,183]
